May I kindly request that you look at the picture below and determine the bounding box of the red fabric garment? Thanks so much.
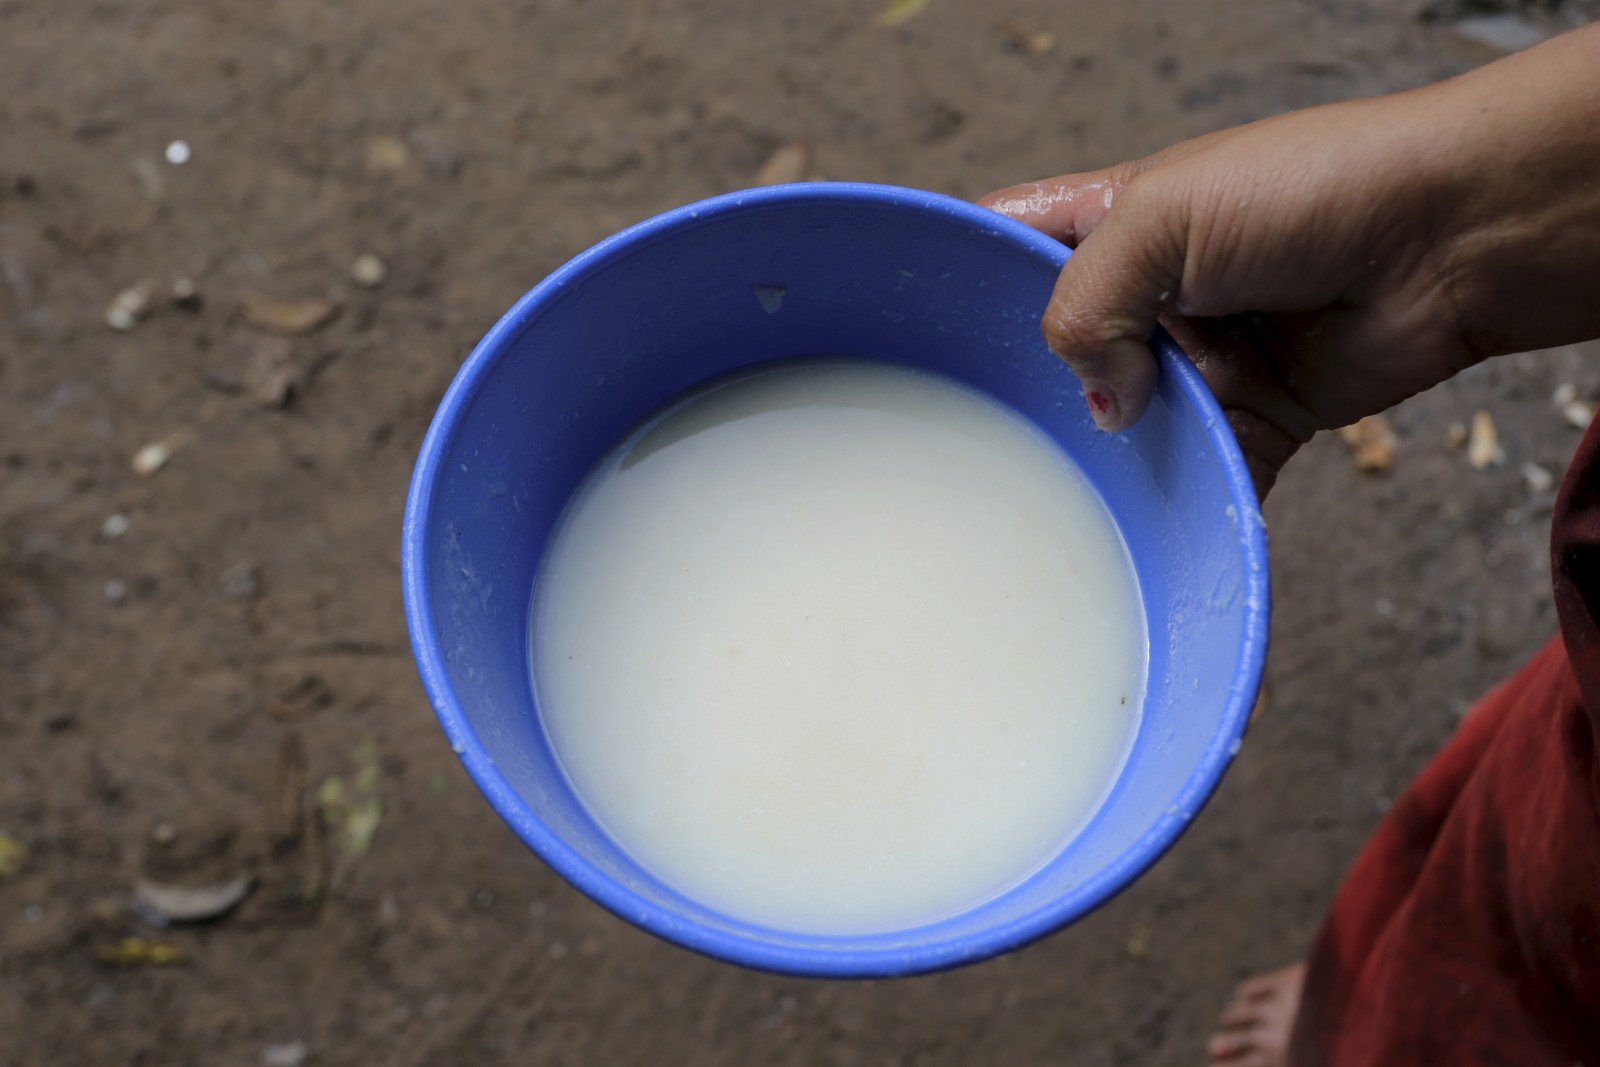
[1289,418,1600,1066]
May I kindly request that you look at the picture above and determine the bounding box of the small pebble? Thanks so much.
[245,339,298,409]
[171,277,201,310]
[102,513,130,539]
[165,141,191,165]
[1450,13,1547,53]
[150,820,177,845]
[548,940,568,960]
[105,282,155,332]
[103,579,128,604]
[221,561,259,600]
[83,983,118,1009]
[131,439,176,476]
[1522,462,1556,494]
[22,904,44,924]
[260,1041,308,1067]
[350,253,388,288]
[1002,19,1057,54]
[1553,382,1578,408]
[1446,422,1468,450]
[472,888,495,910]
[1562,400,1594,430]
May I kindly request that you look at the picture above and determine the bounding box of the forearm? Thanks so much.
[1422,25,1600,358]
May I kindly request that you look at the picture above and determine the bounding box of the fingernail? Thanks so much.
[1082,382,1121,431]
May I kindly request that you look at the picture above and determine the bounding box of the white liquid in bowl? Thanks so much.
[531,361,1146,935]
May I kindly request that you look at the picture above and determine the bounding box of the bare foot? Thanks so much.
[1207,963,1306,1067]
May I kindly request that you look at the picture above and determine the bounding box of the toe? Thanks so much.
[1235,974,1282,1001]
[1218,1003,1264,1029]
[1208,1029,1256,1058]
[1236,963,1304,1002]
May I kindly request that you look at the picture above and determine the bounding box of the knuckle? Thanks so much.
[1040,302,1140,371]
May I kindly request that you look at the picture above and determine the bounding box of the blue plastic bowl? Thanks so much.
[402,182,1269,977]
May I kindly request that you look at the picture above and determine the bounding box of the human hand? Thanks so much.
[981,26,1600,497]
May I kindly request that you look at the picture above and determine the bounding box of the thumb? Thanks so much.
[1039,185,1186,431]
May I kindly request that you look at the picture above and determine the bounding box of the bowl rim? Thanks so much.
[401,181,1270,977]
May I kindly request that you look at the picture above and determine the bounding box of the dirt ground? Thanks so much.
[4,1,1600,1064]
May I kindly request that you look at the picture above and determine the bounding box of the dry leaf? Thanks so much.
[1337,414,1395,472]
[318,740,383,861]
[0,833,26,878]
[134,875,253,924]
[98,937,183,967]
[1126,924,1152,959]
[318,777,383,859]
[874,0,931,28]
[1468,410,1504,470]
[273,730,307,843]
[1002,19,1057,54]
[754,142,813,187]
[1249,681,1270,724]
[1446,422,1468,450]
[364,135,410,173]
[240,292,340,336]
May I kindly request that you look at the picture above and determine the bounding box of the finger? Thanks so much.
[976,167,1129,248]
[1225,408,1300,501]
[1159,315,1314,500]
[1038,184,1183,431]
[978,124,1246,245]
